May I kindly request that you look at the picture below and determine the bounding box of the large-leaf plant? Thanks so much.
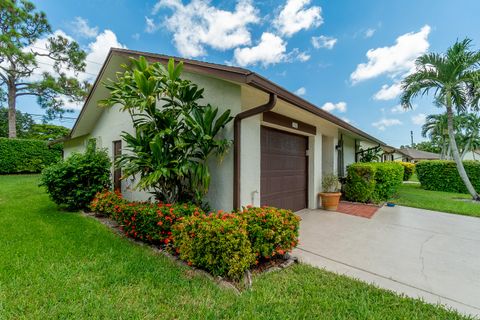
[100,57,233,206]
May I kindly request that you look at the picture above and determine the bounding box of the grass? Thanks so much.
[0,175,472,319]
[393,183,480,218]
[408,172,419,182]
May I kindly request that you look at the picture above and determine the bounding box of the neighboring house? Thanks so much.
[396,148,440,163]
[63,48,387,212]
[463,149,480,161]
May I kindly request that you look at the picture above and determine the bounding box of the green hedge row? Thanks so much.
[344,162,404,203]
[416,160,480,193]
[0,138,62,174]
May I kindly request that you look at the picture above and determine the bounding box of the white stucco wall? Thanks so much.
[342,134,356,174]
[463,151,480,161]
[64,71,241,211]
[63,135,90,158]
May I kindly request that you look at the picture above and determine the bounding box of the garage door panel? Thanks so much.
[260,126,308,212]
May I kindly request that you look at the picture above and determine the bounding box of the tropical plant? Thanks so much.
[400,39,480,200]
[358,146,382,162]
[0,0,89,138]
[460,112,480,159]
[100,57,233,206]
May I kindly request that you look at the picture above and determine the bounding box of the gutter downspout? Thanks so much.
[233,93,277,210]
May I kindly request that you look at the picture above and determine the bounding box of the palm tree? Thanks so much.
[460,113,480,159]
[421,113,450,159]
[401,39,480,200]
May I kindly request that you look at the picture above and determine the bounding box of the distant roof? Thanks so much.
[397,148,440,160]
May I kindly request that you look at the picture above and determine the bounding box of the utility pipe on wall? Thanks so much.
[233,93,277,209]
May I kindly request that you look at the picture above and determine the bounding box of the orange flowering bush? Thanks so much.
[89,190,127,217]
[172,212,256,279]
[239,206,300,259]
[90,191,301,279]
[90,191,202,244]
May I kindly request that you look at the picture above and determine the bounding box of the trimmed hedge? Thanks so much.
[89,191,301,279]
[0,138,62,174]
[399,162,415,181]
[173,213,256,279]
[344,162,404,203]
[416,160,480,193]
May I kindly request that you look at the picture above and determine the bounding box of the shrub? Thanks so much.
[89,190,127,217]
[239,206,300,259]
[40,140,111,210]
[345,162,403,203]
[90,190,201,244]
[0,138,62,174]
[416,160,480,193]
[399,162,415,181]
[344,164,376,203]
[173,212,256,279]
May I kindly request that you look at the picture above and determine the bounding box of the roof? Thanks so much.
[70,48,387,146]
[396,148,440,160]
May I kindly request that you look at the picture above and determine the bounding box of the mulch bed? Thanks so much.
[81,211,297,293]
[334,201,382,219]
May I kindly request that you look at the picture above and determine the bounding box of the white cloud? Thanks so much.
[372,118,402,131]
[390,104,407,114]
[233,32,286,67]
[274,0,323,37]
[365,28,375,38]
[296,51,311,62]
[72,17,98,38]
[153,0,259,57]
[84,30,126,78]
[295,87,306,95]
[411,113,427,125]
[350,25,431,83]
[311,35,337,49]
[18,29,126,110]
[373,83,402,101]
[321,101,347,113]
[145,16,157,33]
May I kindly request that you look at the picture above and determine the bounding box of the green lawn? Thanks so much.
[393,183,480,218]
[0,175,471,319]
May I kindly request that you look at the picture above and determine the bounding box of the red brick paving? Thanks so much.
[335,201,381,219]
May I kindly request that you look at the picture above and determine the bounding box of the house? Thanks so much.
[63,48,387,212]
[395,148,440,163]
[463,149,480,161]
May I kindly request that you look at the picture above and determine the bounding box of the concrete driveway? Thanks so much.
[292,205,480,317]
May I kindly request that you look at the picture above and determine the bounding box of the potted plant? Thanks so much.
[319,174,342,211]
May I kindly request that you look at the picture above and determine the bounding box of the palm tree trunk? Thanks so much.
[446,104,480,200]
[7,82,17,139]
[461,139,471,159]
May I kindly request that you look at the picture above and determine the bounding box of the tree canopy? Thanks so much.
[400,38,480,200]
[0,0,89,138]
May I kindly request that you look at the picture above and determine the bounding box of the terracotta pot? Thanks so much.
[319,192,342,211]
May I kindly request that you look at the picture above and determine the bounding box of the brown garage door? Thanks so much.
[261,126,308,211]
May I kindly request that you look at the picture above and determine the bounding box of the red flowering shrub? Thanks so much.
[239,206,301,259]
[172,212,256,279]
[90,191,301,280]
[89,190,127,217]
[90,191,202,244]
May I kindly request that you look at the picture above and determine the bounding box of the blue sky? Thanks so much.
[22,0,480,147]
